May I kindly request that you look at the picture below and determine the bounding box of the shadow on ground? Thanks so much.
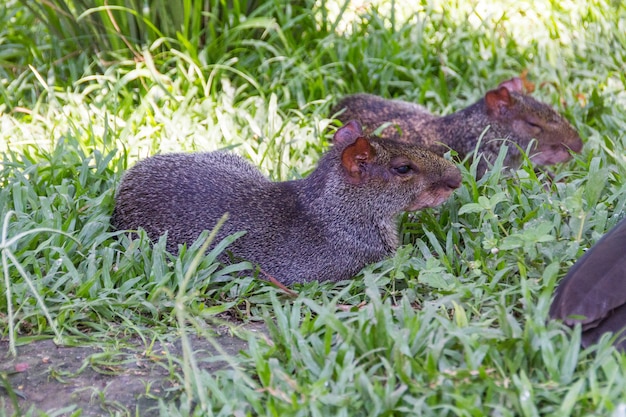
[0,322,266,416]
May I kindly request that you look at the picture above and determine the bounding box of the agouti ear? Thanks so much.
[341,137,375,182]
[497,77,524,93]
[485,86,514,116]
[334,120,364,147]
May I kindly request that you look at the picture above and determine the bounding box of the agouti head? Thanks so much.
[484,77,583,165]
[330,121,461,215]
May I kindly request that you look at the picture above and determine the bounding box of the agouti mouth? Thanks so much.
[407,188,455,211]
[532,144,579,165]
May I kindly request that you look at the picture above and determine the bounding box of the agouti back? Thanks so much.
[111,121,461,285]
[333,78,583,176]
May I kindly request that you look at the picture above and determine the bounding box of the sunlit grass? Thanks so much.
[1,0,626,415]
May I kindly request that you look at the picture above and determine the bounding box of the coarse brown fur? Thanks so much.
[111,121,461,285]
[333,78,583,176]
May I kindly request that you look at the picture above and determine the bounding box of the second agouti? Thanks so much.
[333,78,583,176]
[111,121,462,285]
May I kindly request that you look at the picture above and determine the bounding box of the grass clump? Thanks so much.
[1,0,626,416]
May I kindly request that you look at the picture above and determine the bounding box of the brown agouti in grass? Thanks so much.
[333,78,583,176]
[111,121,461,285]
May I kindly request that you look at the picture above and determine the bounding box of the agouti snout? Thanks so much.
[111,120,461,285]
[488,77,583,166]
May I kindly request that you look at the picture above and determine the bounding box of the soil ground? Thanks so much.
[0,322,266,416]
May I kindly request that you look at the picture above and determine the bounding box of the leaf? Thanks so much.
[452,301,468,328]
[558,379,584,415]
[459,203,484,215]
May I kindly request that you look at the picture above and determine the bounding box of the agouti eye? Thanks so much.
[526,120,543,132]
[394,165,412,175]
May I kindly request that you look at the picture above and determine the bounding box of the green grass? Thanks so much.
[2,0,626,415]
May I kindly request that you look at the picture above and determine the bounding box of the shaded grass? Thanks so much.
[1,0,626,415]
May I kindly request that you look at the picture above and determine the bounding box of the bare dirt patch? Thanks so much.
[1,322,265,416]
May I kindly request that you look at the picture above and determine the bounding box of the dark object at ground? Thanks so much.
[549,217,626,351]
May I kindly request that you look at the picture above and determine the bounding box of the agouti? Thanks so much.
[333,78,583,176]
[111,121,461,285]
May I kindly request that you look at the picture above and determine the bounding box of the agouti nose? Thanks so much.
[568,135,584,153]
[443,166,462,190]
